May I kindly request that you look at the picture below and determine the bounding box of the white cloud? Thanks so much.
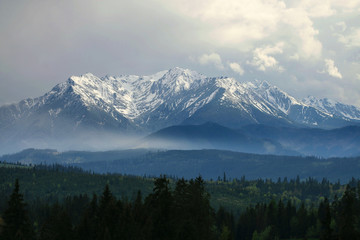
[164,0,323,59]
[282,8,322,59]
[248,42,285,72]
[295,0,336,18]
[324,58,342,79]
[357,74,360,80]
[295,0,360,17]
[1,0,360,107]
[337,28,360,47]
[198,53,224,70]
[169,0,285,49]
[330,0,360,12]
[229,62,244,75]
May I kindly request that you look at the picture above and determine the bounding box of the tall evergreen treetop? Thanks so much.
[2,179,35,240]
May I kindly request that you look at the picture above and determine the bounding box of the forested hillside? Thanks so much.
[0,163,350,213]
[0,166,360,239]
[2,148,360,182]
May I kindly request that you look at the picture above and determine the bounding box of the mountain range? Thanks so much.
[0,67,359,155]
[1,148,359,181]
[142,122,297,155]
[142,122,360,157]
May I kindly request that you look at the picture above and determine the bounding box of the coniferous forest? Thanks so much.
[0,164,360,239]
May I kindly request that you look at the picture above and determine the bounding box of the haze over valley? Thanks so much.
[0,68,360,158]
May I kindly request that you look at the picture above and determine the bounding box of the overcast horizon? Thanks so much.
[1,0,360,107]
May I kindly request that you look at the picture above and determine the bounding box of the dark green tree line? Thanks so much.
[1,178,360,240]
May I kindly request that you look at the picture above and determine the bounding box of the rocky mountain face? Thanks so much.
[0,67,359,154]
[303,96,360,121]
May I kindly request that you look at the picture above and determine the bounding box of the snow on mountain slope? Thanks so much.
[0,98,37,128]
[303,96,360,121]
[252,81,302,115]
[2,67,360,154]
[62,68,209,121]
[247,81,339,127]
[1,67,359,138]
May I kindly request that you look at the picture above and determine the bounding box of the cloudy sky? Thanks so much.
[1,0,360,106]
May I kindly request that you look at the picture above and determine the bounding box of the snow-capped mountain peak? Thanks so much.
[153,67,207,93]
[258,80,271,89]
[303,96,360,121]
[51,69,360,128]
[248,80,301,115]
[1,67,360,149]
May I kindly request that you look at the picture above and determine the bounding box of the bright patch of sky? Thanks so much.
[0,0,360,106]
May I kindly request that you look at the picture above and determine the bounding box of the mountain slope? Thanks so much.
[2,148,360,181]
[250,82,346,128]
[1,67,359,154]
[303,96,360,121]
[240,124,360,157]
[141,122,296,155]
[143,122,360,157]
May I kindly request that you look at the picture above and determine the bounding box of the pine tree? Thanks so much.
[173,178,193,240]
[97,184,121,240]
[146,175,174,240]
[130,190,147,240]
[276,199,286,238]
[292,202,308,238]
[39,204,74,240]
[188,176,216,240]
[76,194,98,240]
[338,185,359,240]
[2,179,35,240]
[216,206,235,240]
[318,198,332,240]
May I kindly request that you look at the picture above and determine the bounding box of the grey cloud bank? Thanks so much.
[0,0,360,107]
